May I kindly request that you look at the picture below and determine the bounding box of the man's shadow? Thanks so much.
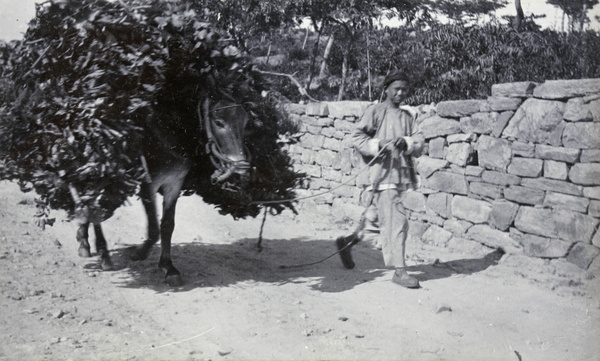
[406,249,504,282]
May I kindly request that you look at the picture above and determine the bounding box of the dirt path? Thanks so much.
[1,180,599,360]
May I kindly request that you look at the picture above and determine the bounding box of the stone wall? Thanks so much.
[284,78,600,269]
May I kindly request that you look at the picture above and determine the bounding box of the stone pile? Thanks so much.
[284,78,600,269]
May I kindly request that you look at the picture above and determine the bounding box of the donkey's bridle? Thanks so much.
[199,99,251,184]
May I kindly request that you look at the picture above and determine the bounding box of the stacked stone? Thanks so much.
[407,79,600,269]
[285,78,600,269]
[284,101,372,220]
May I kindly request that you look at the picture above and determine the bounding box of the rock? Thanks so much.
[566,242,600,269]
[562,122,600,149]
[584,186,600,200]
[533,78,600,99]
[563,97,594,122]
[476,135,512,172]
[422,171,468,195]
[466,224,522,254]
[53,310,66,319]
[403,191,426,212]
[428,137,447,159]
[322,138,342,152]
[589,200,600,218]
[554,209,599,243]
[543,192,590,213]
[300,133,325,149]
[515,207,599,243]
[512,141,536,158]
[446,143,474,166]
[218,347,233,356]
[465,165,484,177]
[305,102,329,116]
[543,160,568,180]
[487,97,522,111]
[427,192,453,218]
[447,133,477,143]
[420,116,462,139]
[507,157,543,177]
[338,316,349,321]
[416,156,449,178]
[451,195,492,223]
[437,99,487,117]
[481,171,521,186]
[569,163,600,185]
[326,101,371,119]
[435,304,453,314]
[469,181,503,200]
[593,229,600,248]
[490,200,520,231]
[422,225,453,246]
[514,207,555,238]
[581,149,600,163]
[492,111,514,137]
[491,81,537,97]
[460,112,498,134]
[519,233,573,258]
[521,177,583,196]
[502,98,566,146]
[408,220,430,240]
[443,219,473,236]
[535,144,580,163]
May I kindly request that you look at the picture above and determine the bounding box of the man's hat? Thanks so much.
[383,70,408,89]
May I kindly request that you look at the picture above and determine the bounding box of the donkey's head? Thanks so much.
[199,97,251,184]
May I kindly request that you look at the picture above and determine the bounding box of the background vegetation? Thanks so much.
[187,0,600,104]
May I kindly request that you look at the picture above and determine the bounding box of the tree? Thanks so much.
[286,0,423,100]
[421,0,508,24]
[547,0,599,32]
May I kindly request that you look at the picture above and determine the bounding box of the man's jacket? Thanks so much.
[351,103,425,191]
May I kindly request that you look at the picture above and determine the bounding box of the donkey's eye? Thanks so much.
[214,119,225,128]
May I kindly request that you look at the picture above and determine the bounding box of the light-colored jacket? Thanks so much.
[352,103,424,191]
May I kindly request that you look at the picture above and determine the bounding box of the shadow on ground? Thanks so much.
[86,237,386,294]
[83,237,505,294]
[407,249,505,282]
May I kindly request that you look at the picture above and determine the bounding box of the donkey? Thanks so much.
[74,95,251,286]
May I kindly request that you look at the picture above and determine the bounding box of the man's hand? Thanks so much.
[379,139,394,153]
[394,137,408,152]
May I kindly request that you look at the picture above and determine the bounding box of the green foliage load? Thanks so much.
[0,0,301,220]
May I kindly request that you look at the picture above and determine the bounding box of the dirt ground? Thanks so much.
[1,180,599,361]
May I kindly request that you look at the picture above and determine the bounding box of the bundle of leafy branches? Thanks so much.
[0,0,302,221]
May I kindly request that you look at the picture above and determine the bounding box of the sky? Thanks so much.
[1,0,600,42]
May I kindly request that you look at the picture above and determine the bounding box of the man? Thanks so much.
[336,70,424,288]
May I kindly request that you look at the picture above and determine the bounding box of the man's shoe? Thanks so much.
[336,235,356,269]
[392,269,420,288]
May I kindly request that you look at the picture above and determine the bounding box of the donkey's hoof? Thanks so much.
[78,247,92,258]
[165,273,184,287]
[101,258,115,271]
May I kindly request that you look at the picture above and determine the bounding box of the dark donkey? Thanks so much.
[74,94,250,286]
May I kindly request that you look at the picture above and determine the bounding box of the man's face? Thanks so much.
[386,80,410,105]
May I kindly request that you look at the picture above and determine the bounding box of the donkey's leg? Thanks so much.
[158,181,185,286]
[76,221,92,258]
[93,223,115,271]
[129,180,160,261]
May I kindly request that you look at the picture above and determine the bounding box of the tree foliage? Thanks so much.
[0,0,301,221]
